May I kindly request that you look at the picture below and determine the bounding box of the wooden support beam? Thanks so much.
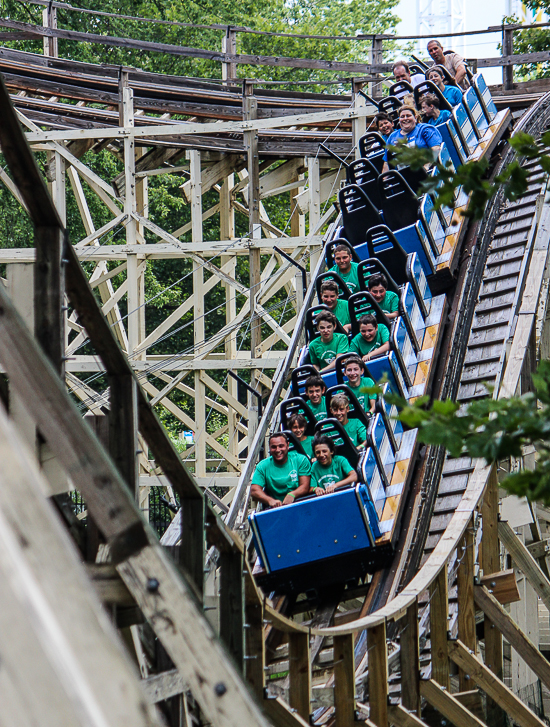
[399,602,420,716]
[109,374,138,498]
[429,566,450,690]
[219,547,245,672]
[244,569,266,700]
[262,696,311,727]
[34,225,64,374]
[142,669,186,704]
[388,704,429,727]
[474,585,550,691]
[288,631,311,722]
[448,639,546,727]
[479,569,520,605]
[420,679,485,727]
[481,466,503,727]
[498,520,550,612]
[367,623,388,727]
[334,633,356,727]
[457,518,476,690]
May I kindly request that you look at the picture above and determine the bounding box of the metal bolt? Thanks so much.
[465,674,470,680]
[490,581,496,587]
[214,682,227,697]
[147,578,160,593]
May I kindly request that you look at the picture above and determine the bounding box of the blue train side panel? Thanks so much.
[250,485,385,594]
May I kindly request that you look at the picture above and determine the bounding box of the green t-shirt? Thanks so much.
[348,376,377,411]
[252,451,311,501]
[311,455,355,491]
[307,397,328,422]
[330,299,351,327]
[343,418,367,447]
[350,324,390,357]
[330,262,361,294]
[300,436,314,459]
[309,332,349,368]
[379,290,399,314]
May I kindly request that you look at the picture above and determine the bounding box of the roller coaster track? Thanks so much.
[246,92,550,722]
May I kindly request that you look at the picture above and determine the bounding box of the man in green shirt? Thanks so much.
[304,375,328,422]
[308,311,349,373]
[329,394,367,449]
[251,432,311,507]
[330,244,361,294]
[310,435,357,495]
[343,356,377,414]
[320,280,351,333]
[368,273,399,320]
[350,314,391,362]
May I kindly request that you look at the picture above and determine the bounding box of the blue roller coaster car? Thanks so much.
[249,484,388,595]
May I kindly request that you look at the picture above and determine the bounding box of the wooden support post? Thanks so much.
[42,3,58,57]
[481,466,504,727]
[371,37,384,100]
[430,565,450,690]
[179,498,205,601]
[333,633,356,727]
[109,373,138,498]
[288,631,311,722]
[474,585,550,691]
[502,28,514,91]
[34,225,64,375]
[244,570,265,700]
[399,602,420,715]
[420,679,485,727]
[389,704,429,727]
[448,640,546,727]
[457,518,476,691]
[222,27,237,85]
[368,622,388,727]
[307,156,322,271]
[290,168,305,238]
[219,547,245,672]
[498,520,550,612]
[262,697,311,727]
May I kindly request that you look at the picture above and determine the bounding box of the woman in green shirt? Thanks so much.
[330,244,361,294]
[288,413,314,459]
[350,314,391,362]
[310,435,357,496]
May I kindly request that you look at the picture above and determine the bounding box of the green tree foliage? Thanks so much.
[396,362,550,505]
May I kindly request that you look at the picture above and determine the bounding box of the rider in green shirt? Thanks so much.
[342,356,377,414]
[330,243,361,294]
[350,314,391,362]
[251,432,311,507]
[368,273,399,319]
[310,435,358,495]
[308,311,349,372]
[320,280,351,332]
[304,375,328,422]
[329,394,367,449]
[288,413,314,460]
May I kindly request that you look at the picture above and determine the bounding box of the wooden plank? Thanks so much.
[109,374,138,498]
[448,640,546,727]
[367,623,388,727]
[498,520,550,612]
[420,679,486,727]
[388,704,430,727]
[457,518,476,691]
[334,633,356,727]
[262,696,311,727]
[429,567,450,690]
[474,585,550,691]
[244,569,266,700]
[399,602,420,715]
[219,548,245,672]
[34,225,64,373]
[118,546,271,727]
[142,669,186,704]
[289,631,311,722]
[0,403,161,727]
[479,569,520,604]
